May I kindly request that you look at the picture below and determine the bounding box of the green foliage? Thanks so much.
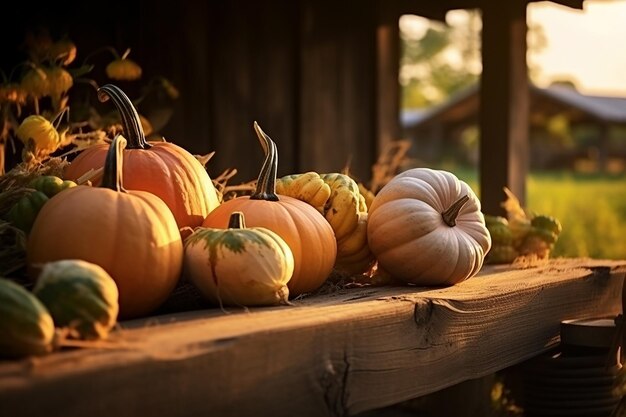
[526,172,626,259]
[400,14,480,109]
[448,168,626,260]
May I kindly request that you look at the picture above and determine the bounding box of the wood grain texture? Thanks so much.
[1,259,624,417]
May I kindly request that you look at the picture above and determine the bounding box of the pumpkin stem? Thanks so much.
[442,195,469,227]
[97,84,151,150]
[250,121,279,201]
[228,212,246,229]
[101,135,128,192]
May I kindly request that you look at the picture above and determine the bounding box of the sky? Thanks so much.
[400,0,626,98]
[528,0,626,97]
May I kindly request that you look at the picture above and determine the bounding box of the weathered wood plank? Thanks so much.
[0,259,624,417]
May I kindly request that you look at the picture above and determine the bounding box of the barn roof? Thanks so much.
[402,84,626,130]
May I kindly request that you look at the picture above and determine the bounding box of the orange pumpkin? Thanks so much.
[202,123,336,296]
[28,135,183,319]
[64,84,220,234]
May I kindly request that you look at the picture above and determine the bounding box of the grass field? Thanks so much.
[446,168,626,260]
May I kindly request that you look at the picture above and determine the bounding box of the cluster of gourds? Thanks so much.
[484,188,562,264]
[0,259,119,358]
[2,83,498,358]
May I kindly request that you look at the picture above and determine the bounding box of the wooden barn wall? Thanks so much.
[2,0,380,183]
[299,0,377,180]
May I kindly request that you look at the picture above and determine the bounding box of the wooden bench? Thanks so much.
[1,258,624,417]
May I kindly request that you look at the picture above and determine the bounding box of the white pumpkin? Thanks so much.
[367,168,491,285]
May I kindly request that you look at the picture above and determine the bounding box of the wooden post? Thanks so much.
[479,0,529,215]
[376,7,401,156]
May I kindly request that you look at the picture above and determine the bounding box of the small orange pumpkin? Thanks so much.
[28,135,183,319]
[64,84,220,234]
[202,123,336,296]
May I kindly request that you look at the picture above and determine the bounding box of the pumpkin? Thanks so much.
[34,259,119,340]
[28,135,183,319]
[0,277,55,358]
[202,122,336,296]
[276,172,375,275]
[64,84,220,234]
[367,168,491,285]
[185,212,294,306]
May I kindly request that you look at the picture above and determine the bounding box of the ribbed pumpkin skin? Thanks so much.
[202,196,336,296]
[367,168,491,286]
[64,142,220,232]
[27,186,183,319]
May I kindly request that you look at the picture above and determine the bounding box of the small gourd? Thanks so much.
[16,115,61,156]
[34,260,119,340]
[276,172,375,275]
[29,175,77,197]
[6,191,49,234]
[185,212,294,306]
[0,278,55,358]
[367,168,491,286]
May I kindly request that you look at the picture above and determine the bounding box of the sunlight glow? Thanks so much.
[400,1,626,97]
[528,0,626,97]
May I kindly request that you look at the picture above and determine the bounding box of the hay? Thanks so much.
[0,157,71,284]
[0,157,69,192]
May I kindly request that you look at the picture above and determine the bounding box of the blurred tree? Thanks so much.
[400,11,480,109]
[400,10,547,109]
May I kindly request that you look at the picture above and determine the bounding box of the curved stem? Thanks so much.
[441,195,469,227]
[228,212,246,229]
[250,122,279,201]
[97,84,151,150]
[101,135,127,192]
[82,46,120,66]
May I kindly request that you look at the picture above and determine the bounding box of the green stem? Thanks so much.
[228,212,246,229]
[97,84,151,150]
[101,135,128,192]
[442,195,470,227]
[250,122,279,201]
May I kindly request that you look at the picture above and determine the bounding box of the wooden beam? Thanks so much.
[479,0,529,215]
[1,259,624,417]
